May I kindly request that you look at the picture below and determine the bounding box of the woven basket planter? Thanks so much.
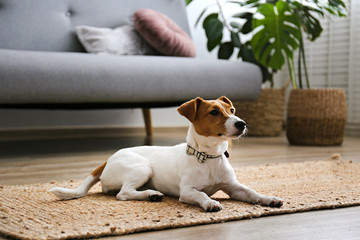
[233,84,287,137]
[286,88,347,146]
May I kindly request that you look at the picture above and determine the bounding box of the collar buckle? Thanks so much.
[196,151,207,163]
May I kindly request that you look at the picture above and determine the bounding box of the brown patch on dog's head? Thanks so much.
[177,96,235,137]
[177,97,204,123]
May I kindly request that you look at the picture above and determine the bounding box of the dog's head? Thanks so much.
[177,96,246,139]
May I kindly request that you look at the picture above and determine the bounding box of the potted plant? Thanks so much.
[187,0,348,144]
[187,0,288,136]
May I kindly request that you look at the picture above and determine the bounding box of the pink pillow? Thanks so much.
[133,8,196,57]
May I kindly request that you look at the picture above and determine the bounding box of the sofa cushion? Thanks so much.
[0,49,261,107]
[76,25,157,55]
[0,0,192,52]
[133,8,196,57]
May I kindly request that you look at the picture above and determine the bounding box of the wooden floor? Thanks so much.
[0,128,359,239]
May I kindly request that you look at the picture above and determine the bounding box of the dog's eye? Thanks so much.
[230,108,235,114]
[210,110,219,116]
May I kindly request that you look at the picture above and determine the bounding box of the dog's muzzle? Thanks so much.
[235,121,246,132]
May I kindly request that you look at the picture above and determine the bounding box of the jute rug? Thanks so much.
[1,154,359,240]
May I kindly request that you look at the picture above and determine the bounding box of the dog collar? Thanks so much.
[186,144,229,163]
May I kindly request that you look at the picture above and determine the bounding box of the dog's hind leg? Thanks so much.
[115,165,164,202]
[117,185,164,202]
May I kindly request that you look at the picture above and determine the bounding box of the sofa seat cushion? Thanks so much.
[134,9,196,57]
[0,49,261,107]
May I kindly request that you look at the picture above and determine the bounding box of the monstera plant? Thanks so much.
[187,0,348,141]
[187,0,347,88]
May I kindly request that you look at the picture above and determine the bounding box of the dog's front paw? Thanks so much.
[202,200,222,212]
[258,196,283,208]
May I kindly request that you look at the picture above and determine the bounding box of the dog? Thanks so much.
[50,96,283,212]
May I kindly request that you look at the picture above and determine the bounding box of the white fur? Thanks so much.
[49,175,99,200]
[50,115,283,211]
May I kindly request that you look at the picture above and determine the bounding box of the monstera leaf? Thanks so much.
[251,1,301,70]
[298,6,322,41]
[290,1,323,41]
[202,14,224,51]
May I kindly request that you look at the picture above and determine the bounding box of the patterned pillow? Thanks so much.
[133,8,196,57]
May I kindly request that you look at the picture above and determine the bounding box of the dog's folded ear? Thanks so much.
[217,96,233,106]
[177,97,203,123]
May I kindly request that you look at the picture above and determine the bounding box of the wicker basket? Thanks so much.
[233,83,288,136]
[286,88,347,146]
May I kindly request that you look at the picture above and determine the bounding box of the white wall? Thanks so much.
[0,108,188,129]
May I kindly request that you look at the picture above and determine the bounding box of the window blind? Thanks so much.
[294,0,360,136]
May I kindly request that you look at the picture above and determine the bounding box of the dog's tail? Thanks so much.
[49,162,106,200]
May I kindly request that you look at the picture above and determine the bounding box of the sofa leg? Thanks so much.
[142,108,153,137]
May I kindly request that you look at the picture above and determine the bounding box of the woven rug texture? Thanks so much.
[0,154,359,240]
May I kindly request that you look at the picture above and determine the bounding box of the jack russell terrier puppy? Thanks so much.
[50,96,283,212]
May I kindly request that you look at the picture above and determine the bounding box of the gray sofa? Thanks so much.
[0,0,262,136]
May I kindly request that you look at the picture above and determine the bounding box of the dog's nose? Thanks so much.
[235,121,246,131]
